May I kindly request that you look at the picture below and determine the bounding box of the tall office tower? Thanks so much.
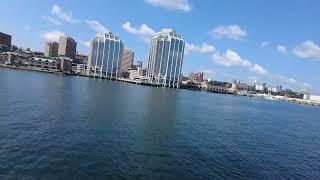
[120,48,134,73]
[44,42,59,57]
[0,32,12,52]
[86,32,124,78]
[58,36,77,60]
[147,28,185,88]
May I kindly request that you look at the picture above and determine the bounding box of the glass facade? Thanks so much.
[86,32,124,78]
[147,29,185,88]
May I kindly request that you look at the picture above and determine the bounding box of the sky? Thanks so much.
[1,0,320,94]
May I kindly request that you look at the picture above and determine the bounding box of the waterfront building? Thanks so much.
[44,42,59,57]
[120,48,134,74]
[72,64,87,75]
[303,91,311,100]
[28,57,59,71]
[147,28,185,88]
[129,67,143,80]
[58,36,77,60]
[188,72,204,82]
[58,57,73,72]
[0,52,31,65]
[255,83,267,91]
[86,32,124,78]
[0,32,12,52]
[75,53,88,64]
[310,95,320,102]
[229,80,238,93]
[267,85,282,93]
[303,91,320,102]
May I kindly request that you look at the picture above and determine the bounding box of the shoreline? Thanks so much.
[1,65,320,107]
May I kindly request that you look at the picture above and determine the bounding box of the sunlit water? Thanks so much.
[1,68,320,179]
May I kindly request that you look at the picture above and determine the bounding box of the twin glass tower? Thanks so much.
[86,29,185,88]
[86,32,124,78]
[147,28,185,88]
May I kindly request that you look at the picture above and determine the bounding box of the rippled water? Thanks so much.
[1,68,320,179]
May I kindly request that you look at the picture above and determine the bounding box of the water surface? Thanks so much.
[1,68,320,179]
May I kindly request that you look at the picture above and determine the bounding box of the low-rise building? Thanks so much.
[72,64,87,75]
[310,95,320,102]
[0,52,30,65]
[188,72,204,82]
[129,67,143,80]
[58,57,73,73]
[28,57,59,71]
[75,53,88,64]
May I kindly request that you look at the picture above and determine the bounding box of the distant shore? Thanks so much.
[1,65,319,107]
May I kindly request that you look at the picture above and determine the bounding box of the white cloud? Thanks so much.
[275,75,297,84]
[85,20,109,33]
[277,44,287,54]
[250,64,268,75]
[144,0,191,12]
[185,43,216,54]
[212,49,268,75]
[41,30,65,42]
[122,21,155,42]
[210,25,247,40]
[292,40,320,60]
[42,16,62,26]
[51,4,80,24]
[212,49,251,67]
[79,40,90,48]
[261,41,270,47]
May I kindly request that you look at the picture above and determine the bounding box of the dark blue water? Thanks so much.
[1,68,320,179]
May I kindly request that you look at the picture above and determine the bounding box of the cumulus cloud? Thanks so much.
[210,25,247,40]
[79,40,90,48]
[212,49,251,67]
[277,44,287,54]
[212,49,268,75]
[250,64,268,75]
[42,16,62,26]
[292,40,320,60]
[185,43,216,54]
[122,21,155,42]
[271,75,297,85]
[261,41,270,47]
[144,0,191,12]
[85,20,109,33]
[51,4,80,24]
[41,30,65,42]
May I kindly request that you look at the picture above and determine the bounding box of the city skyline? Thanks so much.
[1,0,320,93]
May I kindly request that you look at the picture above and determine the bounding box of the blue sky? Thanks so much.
[1,0,320,94]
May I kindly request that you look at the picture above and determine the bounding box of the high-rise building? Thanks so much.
[120,48,134,73]
[58,36,77,60]
[0,32,12,52]
[86,32,124,78]
[44,42,59,57]
[147,28,185,88]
